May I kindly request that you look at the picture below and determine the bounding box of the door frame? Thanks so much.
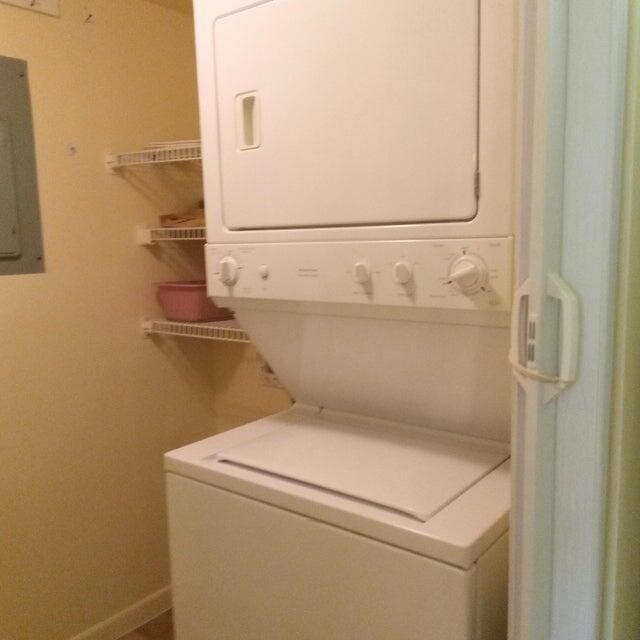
[512,2,628,639]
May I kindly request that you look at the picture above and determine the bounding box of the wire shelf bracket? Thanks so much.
[136,225,206,246]
[141,319,250,343]
[105,142,202,172]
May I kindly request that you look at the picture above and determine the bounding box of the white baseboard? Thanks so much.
[68,586,171,640]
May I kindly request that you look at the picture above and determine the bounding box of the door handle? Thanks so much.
[236,91,261,150]
[509,273,580,395]
[546,272,580,389]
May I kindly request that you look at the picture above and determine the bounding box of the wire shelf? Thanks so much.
[142,319,250,343]
[106,141,202,171]
[136,226,206,245]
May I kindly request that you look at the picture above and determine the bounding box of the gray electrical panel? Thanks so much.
[0,56,44,275]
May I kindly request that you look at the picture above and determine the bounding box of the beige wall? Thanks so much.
[0,2,289,639]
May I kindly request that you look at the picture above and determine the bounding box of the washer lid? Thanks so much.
[214,408,508,523]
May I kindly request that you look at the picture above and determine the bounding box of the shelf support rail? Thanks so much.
[105,142,202,172]
[141,319,250,343]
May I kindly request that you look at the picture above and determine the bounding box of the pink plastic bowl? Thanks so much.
[155,281,232,322]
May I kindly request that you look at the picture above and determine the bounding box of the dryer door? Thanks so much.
[214,0,479,230]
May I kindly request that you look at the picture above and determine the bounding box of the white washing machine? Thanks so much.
[167,407,509,640]
[167,1,517,638]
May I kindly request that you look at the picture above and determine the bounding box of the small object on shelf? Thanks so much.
[155,281,232,322]
[105,140,202,172]
[141,319,249,343]
[160,212,206,228]
[146,140,200,149]
[160,201,205,228]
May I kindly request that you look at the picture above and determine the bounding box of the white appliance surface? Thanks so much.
[207,238,513,312]
[176,1,518,637]
[165,405,510,569]
[215,408,508,523]
[167,473,509,640]
[214,0,479,230]
[234,309,511,443]
[196,0,515,243]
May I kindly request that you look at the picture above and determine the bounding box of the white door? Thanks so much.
[214,0,479,230]
[510,2,627,639]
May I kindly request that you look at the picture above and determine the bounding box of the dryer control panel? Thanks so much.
[206,238,513,312]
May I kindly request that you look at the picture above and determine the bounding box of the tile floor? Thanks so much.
[118,610,173,640]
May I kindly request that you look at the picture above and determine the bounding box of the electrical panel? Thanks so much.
[0,56,44,275]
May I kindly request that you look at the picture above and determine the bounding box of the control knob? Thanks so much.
[447,254,488,294]
[393,261,413,285]
[352,260,372,285]
[219,256,239,286]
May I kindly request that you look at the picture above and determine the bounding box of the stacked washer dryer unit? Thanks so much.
[166,1,516,639]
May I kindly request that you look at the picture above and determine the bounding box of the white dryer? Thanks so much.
[167,1,518,638]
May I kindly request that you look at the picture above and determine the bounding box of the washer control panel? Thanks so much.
[206,238,513,312]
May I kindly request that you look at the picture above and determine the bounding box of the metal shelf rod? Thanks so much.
[141,319,249,343]
[136,226,206,245]
[106,142,202,172]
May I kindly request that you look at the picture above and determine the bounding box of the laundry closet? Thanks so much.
[0,2,632,640]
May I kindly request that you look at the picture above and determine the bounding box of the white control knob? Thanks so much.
[393,261,413,285]
[258,264,269,280]
[352,261,372,285]
[447,255,487,294]
[219,256,239,286]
